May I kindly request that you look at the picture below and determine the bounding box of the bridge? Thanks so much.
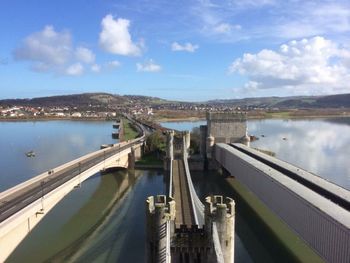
[0,120,146,262]
[146,130,235,263]
[201,112,350,263]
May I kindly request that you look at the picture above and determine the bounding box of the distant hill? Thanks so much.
[0,92,349,109]
[206,93,350,108]
[0,93,171,108]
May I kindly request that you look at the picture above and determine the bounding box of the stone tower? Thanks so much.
[146,195,176,263]
[205,195,235,263]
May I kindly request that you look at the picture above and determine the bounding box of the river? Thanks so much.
[161,118,350,190]
[2,118,349,262]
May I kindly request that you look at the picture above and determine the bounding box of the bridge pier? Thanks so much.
[199,112,248,170]
[164,131,174,171]
[127,145,143,170]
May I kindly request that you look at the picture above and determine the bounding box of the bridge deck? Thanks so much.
[172,159,194,228]
[0,140,142,223]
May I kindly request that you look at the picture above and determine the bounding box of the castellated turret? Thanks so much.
[146,195,175,263]
[205,195,235,263]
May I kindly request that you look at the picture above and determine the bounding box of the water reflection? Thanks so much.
[163,118,350,190]
[0,121,116,191]
[8,169,164,263]
[160,121,206,131]
[248,119,350,189]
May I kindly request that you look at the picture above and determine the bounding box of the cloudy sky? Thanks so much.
[1,0,350,101]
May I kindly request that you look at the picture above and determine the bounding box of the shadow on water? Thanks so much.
[7,169,164,263]
[191,170,275,263]
[44,169,140,262]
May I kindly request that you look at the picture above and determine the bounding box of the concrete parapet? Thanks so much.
[146,195,175,263]
[205,195,235,263]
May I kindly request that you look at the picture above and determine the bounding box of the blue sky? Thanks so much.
[1,0,350,101]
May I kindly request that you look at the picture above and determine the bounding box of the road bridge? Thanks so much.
[0,122,146,262]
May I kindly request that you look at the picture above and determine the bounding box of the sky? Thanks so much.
[0,0,350,101]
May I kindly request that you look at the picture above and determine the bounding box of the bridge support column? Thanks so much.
[164,131,174,170]
[128,147,135,170]
[146,195,175,263]
[133,145,142,161]
[205,196,235,263]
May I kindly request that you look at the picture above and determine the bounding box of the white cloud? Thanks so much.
[91,64,101,73]
[14,25,71,66]
[99,14,142,56]
[14,25,95,76]
[136,59,161,72]
[75,47,95,64]
[107,60,121,68]
[66,63,84,76]
[229,36,350,95]
[192,1,350,42]
[213,23,241,34]
[234,0,276,8]
[171,42,199,52]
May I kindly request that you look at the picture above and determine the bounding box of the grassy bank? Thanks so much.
[135,153,163,167]
[122,119,139,140]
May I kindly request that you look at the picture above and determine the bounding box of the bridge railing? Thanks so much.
[0,125,146,202]
[183,151,204,226]
[168,159,173,197]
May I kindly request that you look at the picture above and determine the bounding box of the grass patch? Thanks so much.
[122,119,139,140]
[135,153,162,165]
[264,111,292,118]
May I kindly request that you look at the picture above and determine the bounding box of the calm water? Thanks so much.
[162,118,350,190]
[0,121,116,191]
[3,118,349,262]
[2,120,256,262]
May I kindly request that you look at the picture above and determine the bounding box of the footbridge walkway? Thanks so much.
[146,131,235,263]
[0,121,146,262]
